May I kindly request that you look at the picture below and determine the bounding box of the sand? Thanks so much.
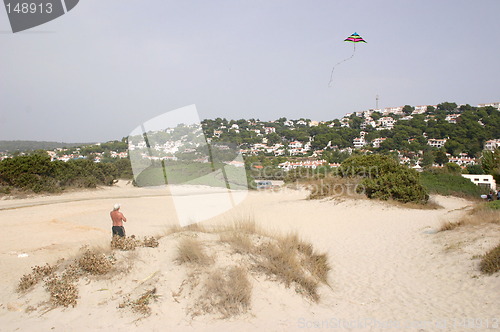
[0,181,499,331]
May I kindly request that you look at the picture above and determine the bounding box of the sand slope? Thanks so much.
[0,183,499,331]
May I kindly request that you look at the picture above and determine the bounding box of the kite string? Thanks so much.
[328,43,356,87]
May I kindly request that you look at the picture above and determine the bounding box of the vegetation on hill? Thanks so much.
[420,171,484,198]
[0,140,89,153]
[201,104,500,156]
[0,152,131,194]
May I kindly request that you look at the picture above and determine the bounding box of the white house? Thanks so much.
[445,114,460,124]
[412,105,428,114]
[263,127,276,134]
[462,174,497,191]
[372,137,387,148]
[353,137,367,149]
[377,117,395,129]
[484,139,500,151]
[288,141,303,149]
[427,138,448,148]
[383,106,404,115]
[478,102,500,110]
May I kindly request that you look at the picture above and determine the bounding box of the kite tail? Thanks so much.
[328,43,356,87]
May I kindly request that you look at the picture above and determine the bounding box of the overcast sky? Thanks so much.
[1,0,499,142]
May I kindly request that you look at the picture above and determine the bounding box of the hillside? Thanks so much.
[0,140,91,152]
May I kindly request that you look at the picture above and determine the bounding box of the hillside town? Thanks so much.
[1,102,499,173]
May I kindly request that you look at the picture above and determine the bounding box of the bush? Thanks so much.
[78,249,113,275]
[45,276,79,307]
[111,236,138,250]
[17,263,57,292]
[420,172,483,198]
[340,155,429,204]
[0,154,120,193]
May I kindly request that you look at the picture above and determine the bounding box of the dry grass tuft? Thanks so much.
[176,238,211,265]
[219,226,330,302]
[17,263,57,292]
[479,242,500,275]
[111,236,138,250]
[120,288,159,316]
[225,218,259,234]
[278,233,330,285]
[303,252,330,285]
[196,267,251,318]
[166,223,209,235]
[256,241,320,302]
[440,203,499,232]
[439,221,464,232]
[78,248,114,275]
[219,231,254,255]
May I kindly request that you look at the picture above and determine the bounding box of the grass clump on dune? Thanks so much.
[176,237,211,265]
[440,202,500,232]
[217,224,331,303]
[479,243,500,275]
[196,266,251,318]
[120,288,159,316]
[255,233,330,302]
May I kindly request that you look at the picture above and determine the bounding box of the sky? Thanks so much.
[0,0,499,143]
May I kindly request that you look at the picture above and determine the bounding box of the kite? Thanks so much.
[328,32,367,87]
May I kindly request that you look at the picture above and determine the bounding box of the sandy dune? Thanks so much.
[0,182,499,331]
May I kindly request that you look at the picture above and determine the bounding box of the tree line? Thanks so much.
[0,151,132,194]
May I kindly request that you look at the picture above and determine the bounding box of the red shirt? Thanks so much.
[110,210,127,227]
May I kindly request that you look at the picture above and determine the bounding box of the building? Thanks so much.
[461,174,497,191]
[353,137,366,149]
[478,102,500,110]
[484,139,500,151]
[383,106,403,115]
[427,138,448,148]
[288,141,303,149]
[372,137,387,148]
[445,114,460,124]
[278,160,326,171]
[377,117,395,129]
[412,105,428,114]
[448,156,476,167]
[263,127,276,134]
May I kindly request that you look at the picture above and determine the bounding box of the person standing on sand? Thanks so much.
[110,203,127,237]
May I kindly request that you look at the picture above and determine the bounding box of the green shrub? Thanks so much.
[340,155,429,204]
[486,200,500,210]
[420,172,483,198]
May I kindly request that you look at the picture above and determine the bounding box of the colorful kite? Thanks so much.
[328,32,367,87]
[344,32,367,43]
